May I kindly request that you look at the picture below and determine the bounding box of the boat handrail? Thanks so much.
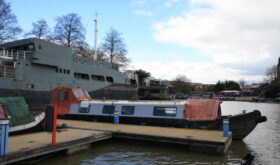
[72,54,119,70]
[0,49,33,60]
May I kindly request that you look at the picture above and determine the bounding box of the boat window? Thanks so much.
[82,89,90,98]
[59,91,68,101]
[73,89,88,98]
[74,72,90,80]
[102,105,115,114]
[153,107,177,117]
[63,69,66,74]
[28,44,34,50]
[130,79,137,85]
[92,75,105,81]
[121,106,135,115]
[106,77,114,82]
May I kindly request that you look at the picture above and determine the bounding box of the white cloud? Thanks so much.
[164,0,180,8]
[130,0,148,7]
[152,0,280,81]
[132,60,262,84]
[133,10,153,17]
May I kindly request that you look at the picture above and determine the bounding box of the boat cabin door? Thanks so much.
[57,89,71,115]
[51,87,72,115]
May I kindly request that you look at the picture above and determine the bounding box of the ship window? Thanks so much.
[27,84,35,89]
[63,69,66,74]
[102,105,115,114]
[59,91,68,101]
[106,77,114,82]
[67,69,70,74]
[92,75,105,81]
[153,107,177,117]
[55,67,58,73]
[28,44,34,50]
[121,106,135,115]
[59,69,62,73]
[130,79,137,85]
[74,73,89,80]
[38,45,42,49]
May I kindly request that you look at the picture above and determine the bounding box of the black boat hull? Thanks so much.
[0,84,138,109]
[60,110,266,140]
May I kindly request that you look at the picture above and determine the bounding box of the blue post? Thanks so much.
[114,111,119,124]
[4,123,9,155]
[0,119,9,156]
[223,119,229,137]
[0,124,5,156]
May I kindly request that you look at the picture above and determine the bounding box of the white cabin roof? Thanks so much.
[88,100,186,106]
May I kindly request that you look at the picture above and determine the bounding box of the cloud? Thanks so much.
[130,0,149,7]
[164,0,181,8]
[132,60,262,84]
[152,0,280,81]
[133,10,153,17]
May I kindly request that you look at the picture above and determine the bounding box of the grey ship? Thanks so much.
[0,38,138,108]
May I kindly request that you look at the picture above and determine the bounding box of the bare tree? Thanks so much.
[0,0,21,43]
[264,65,277,83]
[101,28,128,66]
[171,75,192,95]
[53,13,85,47]
[238,79,246,90]
[25,19,50,39]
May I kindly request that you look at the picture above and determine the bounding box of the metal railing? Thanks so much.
[72,54,119,71]
[0,49,33,60]
[0,66,15,78]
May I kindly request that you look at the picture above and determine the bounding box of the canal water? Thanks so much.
[31,101,279,165]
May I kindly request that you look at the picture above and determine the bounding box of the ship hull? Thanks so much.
[60,110,266,140]
[0,84,138,109]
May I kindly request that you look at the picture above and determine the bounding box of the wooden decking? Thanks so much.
[0,119,232,164]
[58,119,232,154]
[0,129,112,164]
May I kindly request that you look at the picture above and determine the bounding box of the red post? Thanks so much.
[52,99,58,146]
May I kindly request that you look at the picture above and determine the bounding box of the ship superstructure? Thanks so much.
[0,38,138,108]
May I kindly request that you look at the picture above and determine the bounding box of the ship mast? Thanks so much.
[94,12,98,60]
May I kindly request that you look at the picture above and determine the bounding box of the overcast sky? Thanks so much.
[8,0,280,84]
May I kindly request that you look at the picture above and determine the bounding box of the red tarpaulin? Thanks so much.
[184,99,220,121]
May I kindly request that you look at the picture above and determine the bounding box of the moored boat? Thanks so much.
[0,97,45,135]
[51,86,267,140]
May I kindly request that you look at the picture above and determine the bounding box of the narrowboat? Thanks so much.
[51,86,267,140]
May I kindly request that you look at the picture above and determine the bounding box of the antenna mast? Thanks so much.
[94,12,98,60]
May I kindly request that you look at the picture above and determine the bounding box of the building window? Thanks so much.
[102,105,115,114]
[106,77,114,82]
[92,75,105,81]
[153,107,177,117]
[74,72,90,80]
[121,106,135,115]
